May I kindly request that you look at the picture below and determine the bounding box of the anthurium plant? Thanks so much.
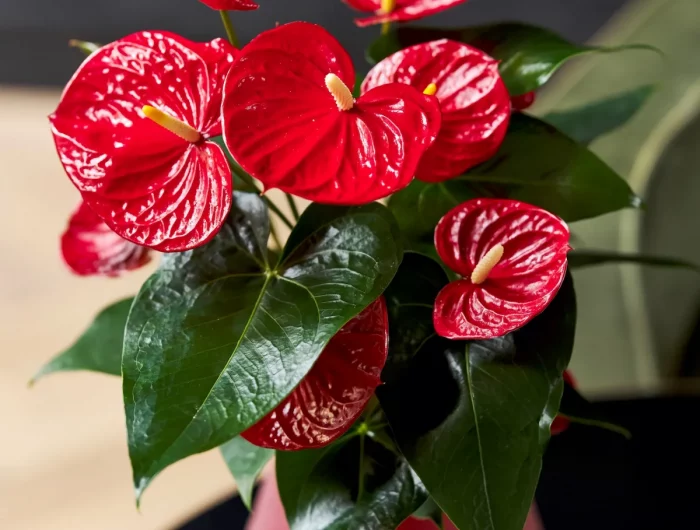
[34,1,686,529]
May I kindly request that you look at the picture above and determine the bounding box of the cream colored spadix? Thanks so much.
[142,105,201,143]
[324,74,355,112]
[471,244,505,284]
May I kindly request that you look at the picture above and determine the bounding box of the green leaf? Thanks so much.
[123,192,402,499]
[543,85,656,145]
[220,436,273,510]
[368,24,657,95]
[568,249,699,272]
[389,114,641,246]
[559,383,631,440]
[31,298,131,384]
[378,253,577,530]
[277,436,427,530]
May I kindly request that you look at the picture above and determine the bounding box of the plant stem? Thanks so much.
[559,414,632,439]
[381,21,391,35]
[357,433,366,502]
[219,11,239,48]
[286,194,301,221]
[230,164,295,230]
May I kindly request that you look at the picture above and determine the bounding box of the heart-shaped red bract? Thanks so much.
[242,297,389,450]
[551,370,576,435]
[433,199,570,339]
[343,0,468,27]
[61,201,151,277]
[222,22,441,205]
[200,0,258,10]
[50,31,237,252]
[362,39,511,182]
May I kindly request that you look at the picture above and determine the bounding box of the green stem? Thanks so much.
[286,194,301,221]
[219,11,239,48]
[231,165,295,230]
[357,433,366,502]
[559,414,632,439]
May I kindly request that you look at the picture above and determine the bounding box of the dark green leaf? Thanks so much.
[368,24,657,95]
[220,437,273,510]
[123,192,402,499]
[568,249,699,272]
[379,253,576,530]
[559,384,631,439]
[389,114,641,247]
[543,85,656,145]
[31,298,131,384]
[277,436,427,530]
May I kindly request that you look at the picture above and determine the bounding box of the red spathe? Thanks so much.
[199,0,258,10]
[343,0,468,27]
[242,297,389,450]
[51,31,237,252]
[363,39,511,182]
[222,22,441,205]
[433,199,570,339]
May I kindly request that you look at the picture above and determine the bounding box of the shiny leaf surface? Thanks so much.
[123,192,402,498]
[242,298,389,450]
[277,436,427,530]
[32,298,132,383]
[220,436,273,510]
[51,31,237,251]
[368,24,656,95]
[379,253,576,530]
[344,0,468,27]
[223,22,441,205]
[568,249,699,272]
[543,85,655,145]
[362,39,511,182]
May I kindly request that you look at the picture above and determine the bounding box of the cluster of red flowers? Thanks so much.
[51,1,568,450]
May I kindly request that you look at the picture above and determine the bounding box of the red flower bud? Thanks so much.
[433,199,570,339]
[50,32,238,251]
[363,40,510,182]
[222,22,441,205]
[511,91,536,111]
[242,297,389,450]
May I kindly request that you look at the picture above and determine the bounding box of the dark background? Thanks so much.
[1,0,628,86]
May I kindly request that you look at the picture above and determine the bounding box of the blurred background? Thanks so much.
[1,0,698,529]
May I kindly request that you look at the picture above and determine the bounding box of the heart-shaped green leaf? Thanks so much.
[277,435,427,530]
[388,114,641,246]
[123,192,402,500]
[378,253,576,530]
[543,85,655,145]
[220,436,273,510]
[568,249,699,272]
[367,24,657,95]
[31,298,132,384]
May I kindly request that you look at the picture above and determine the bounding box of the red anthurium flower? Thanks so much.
[343,0,468,27]
[551,370,576,435]
[512,91,536,111]
[50,31,237,252]
[242,297,388,450]
[61,201,151,277]
[199,0,258,10]
[362,40,510,182]
[222,22,441,205]
[433,199,570,339]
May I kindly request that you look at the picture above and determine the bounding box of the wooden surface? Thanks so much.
[0,85,236,530]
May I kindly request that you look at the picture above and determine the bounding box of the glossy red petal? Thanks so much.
[200,0,258,10]
[433,199,570,339]
[511,91,536,111]
[50,31,237,251]
[362,39,510,182]
[61,201,151,277]
[242,297,389,450]
[344,0,468,26]
[222,22,441,205]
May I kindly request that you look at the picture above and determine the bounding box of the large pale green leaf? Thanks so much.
[543,85,655,145]
[220,436,273,510]
[388,114,641,245]
[31,298,132,383]
[568,249,699,272]
[277,435,427,530]
[367,24,656,95]
[378,253,576,530]
[123,192,402,499]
